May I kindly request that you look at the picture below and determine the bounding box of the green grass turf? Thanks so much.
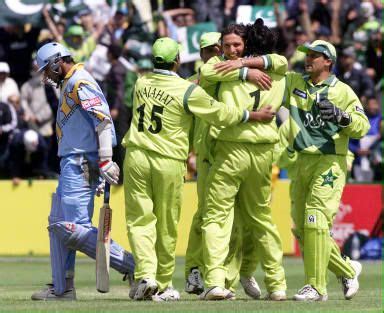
[0,256,381,313]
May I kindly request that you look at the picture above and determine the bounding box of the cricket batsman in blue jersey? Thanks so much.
[31,42,134,301]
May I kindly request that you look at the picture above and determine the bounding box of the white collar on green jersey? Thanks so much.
[303,74,338,87]
[153,69,180,77]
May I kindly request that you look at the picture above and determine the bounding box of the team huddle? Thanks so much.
[31,18,369,302]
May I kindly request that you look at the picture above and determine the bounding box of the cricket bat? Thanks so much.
[96,182,112,293]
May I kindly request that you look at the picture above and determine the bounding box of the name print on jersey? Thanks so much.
[136,87,175,106]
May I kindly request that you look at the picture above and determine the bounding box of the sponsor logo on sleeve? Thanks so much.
[355,106,365,114]
[81,97,102,109]
[293,88,307,99]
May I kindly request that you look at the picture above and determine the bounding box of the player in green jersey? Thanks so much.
[283,40,369,301]
[199,19,287,301]
[122,37,276,301]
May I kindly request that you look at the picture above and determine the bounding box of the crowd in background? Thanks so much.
[0,0,382,185]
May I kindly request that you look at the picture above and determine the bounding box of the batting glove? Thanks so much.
[99,159,120,185]
[318,99,351,127]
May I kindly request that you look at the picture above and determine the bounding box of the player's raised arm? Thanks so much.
[200,56,248,85]
[214,54,288,76]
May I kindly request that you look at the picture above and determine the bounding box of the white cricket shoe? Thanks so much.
[264,290,287,301]
[240,276,261,299]
[293,285,328,301]
[133,278,158,300]
[199,286,235,300]
[31,284,76,301]
[152,287,180,302]
[342,260,362,300]
[185,267,204,295]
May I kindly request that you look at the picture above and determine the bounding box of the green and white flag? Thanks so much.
[0,0,93,26]
[236,5,284,28]
[0,0,49,26]
[177,22,217,63]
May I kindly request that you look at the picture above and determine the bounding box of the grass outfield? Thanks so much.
[0,256,381,313]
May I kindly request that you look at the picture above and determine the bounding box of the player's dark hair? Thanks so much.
[245,18,277,56]
[153,60,175,70]
[153,54,179,70]
[221,23,248,42]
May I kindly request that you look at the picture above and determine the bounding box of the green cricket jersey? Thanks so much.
[284,72,370,155]
[122,69,248,161]
[200,54,288,143]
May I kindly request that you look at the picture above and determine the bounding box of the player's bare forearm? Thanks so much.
[214,57,264,74]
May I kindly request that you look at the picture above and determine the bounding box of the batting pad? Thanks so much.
[50,222,135,275]
[304,209,331,295]
[48,193,69,295]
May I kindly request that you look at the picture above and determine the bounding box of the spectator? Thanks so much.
[0,25,40,86]
[159,8,196,40]
[8,129,49,186]
[351,1,380,66]
[99,10,129,47]
[186,0,224,30]
[106,44,127,120]
[105,44,129,181]
[337,46,375,103]
[75,6,94,34]
[120,4,152,45]
[310,0,332,38]
[365,28,382,83]
[349,98,381,182]
[7,94,28,130]
[338,0,361,44]
[288,26,309,72]
[20,66,54,144]
[0,100,17,176]
[0,62,19,104]
[42,5,104,63]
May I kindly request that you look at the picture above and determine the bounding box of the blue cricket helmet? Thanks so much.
[36,42,71,72]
